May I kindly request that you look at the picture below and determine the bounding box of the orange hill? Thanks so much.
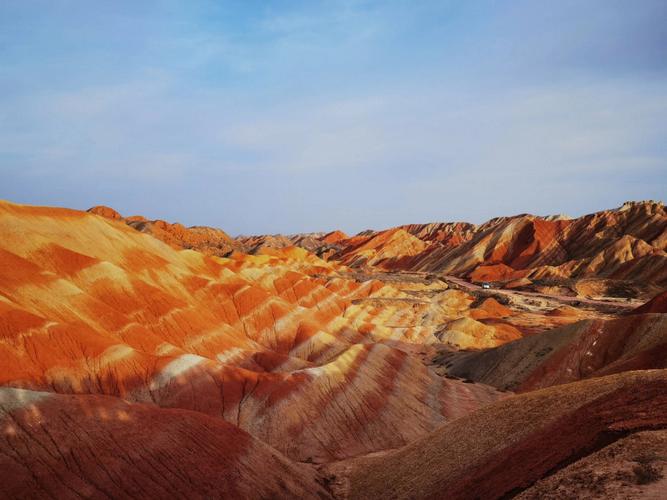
[2,199,666,498]
[137,200,666,295]
[88,205,243,257]
[0,200,503,466]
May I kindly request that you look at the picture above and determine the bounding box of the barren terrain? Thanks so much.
[0,199,665,499]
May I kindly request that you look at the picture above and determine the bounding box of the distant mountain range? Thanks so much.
[90,199,667,297]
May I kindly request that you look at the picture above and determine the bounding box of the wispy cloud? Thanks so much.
[0,1,666,233]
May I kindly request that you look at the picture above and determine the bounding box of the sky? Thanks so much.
[1,0,666,235]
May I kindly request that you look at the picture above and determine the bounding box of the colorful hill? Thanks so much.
[0,388,331,499]
[438,312,667,392]
[88,205,244,257]
[1,199,665,498]
[0,200,504,467]
[313,200,667,297]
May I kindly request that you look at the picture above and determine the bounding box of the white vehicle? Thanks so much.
[482,282,491,289]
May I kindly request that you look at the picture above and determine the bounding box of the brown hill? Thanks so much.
[326,369,667,499]
[517,430,667,498]
[0,388,331,499]
[629,290,667,315]
[237,233,297,253]
[438,313,667,392]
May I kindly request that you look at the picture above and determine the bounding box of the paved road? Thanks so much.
[439,275,639,312]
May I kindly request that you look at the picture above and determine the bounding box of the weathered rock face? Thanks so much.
[0,200,503,469]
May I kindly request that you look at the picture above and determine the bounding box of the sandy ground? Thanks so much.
[518,430,667,499]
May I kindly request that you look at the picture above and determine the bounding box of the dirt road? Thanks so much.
[440,275,639,312]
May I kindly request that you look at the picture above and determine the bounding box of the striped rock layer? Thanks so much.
[0,387,331,499]
[438,312,667,392]
[250,200,666,292]
[0,200,503,467]
[95,200,666,293]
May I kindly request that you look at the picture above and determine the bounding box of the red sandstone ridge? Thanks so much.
[469,297,513,320]
[322,200,667,297]
[322,230,348,244]
[87,205,122,220]
[87,205,244,256]
[332,228,429,269]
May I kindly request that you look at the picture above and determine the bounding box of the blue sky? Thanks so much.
[1,0,666,234]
